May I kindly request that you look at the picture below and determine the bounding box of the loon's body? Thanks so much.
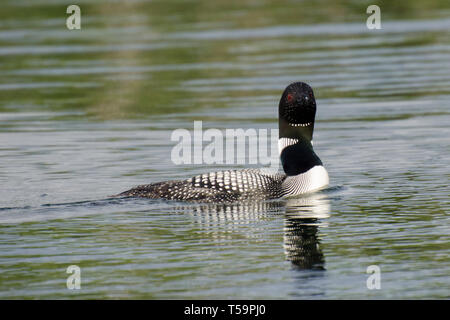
[119,82,329,203]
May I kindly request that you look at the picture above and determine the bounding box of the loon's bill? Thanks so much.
[118,82,329,202]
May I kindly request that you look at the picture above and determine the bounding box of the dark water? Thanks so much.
[0,0,449,299]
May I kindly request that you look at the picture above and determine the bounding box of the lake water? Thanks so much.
[0,0,449,299]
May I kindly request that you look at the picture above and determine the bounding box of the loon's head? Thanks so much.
[278,82,323,176]
[279,82,316,142]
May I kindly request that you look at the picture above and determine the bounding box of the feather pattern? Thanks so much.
[119,168,287,202]
[119,166,328,203]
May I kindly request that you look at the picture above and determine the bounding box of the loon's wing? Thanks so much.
[118,169,286,202]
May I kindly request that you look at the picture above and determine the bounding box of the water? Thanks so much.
[0,0,449,299]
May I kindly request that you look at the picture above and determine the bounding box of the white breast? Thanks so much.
[281,165,329,197]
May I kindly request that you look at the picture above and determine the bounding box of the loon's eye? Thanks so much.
[286,93,294,103]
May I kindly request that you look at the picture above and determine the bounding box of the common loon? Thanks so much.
[118,82,329,202]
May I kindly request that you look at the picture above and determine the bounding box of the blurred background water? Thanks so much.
[0,0,449,299]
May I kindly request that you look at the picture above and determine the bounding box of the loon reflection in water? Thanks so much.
[284,195,329,270]
[168,193,330,269]
[118,82,329,203]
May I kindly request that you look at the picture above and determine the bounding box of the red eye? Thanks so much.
[287,94,294,102]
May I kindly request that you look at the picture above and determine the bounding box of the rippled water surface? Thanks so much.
[0,0,449,299]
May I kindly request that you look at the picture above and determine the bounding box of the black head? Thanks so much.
[278,82,322,175]
[279,82,317,142]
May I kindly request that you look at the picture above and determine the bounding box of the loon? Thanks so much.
[118,82,329,202]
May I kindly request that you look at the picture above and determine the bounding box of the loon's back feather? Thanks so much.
[119,169,287,203]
